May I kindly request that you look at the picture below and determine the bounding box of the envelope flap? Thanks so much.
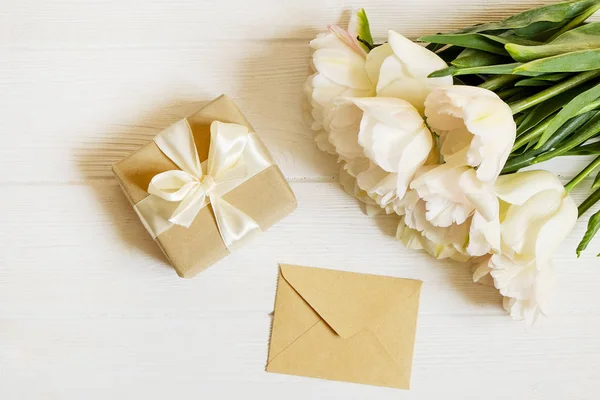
[279,264,422,339]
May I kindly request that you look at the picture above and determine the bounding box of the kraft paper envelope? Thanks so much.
[266,264,422,389]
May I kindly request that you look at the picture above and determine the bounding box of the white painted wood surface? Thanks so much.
[2,1,599,398]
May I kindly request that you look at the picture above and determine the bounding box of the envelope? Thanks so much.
[266,264,422,389]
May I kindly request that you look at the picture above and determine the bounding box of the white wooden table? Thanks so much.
[2,1,600,398]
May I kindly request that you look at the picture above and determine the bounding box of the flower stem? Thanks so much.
[512,116,553,151]
[565,156,600,192]
[548,4,600,42]
[479,74,519,91]
[509,71,600,115]
[579,187,600,217]
[533,111,600,163]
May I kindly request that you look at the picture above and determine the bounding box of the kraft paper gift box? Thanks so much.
[267,264,422,389]
[112,95,297,278]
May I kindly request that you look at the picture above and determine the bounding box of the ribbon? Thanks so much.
[133,119,274,250]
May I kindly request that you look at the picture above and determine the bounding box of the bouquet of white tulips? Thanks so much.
[304,2,600,322]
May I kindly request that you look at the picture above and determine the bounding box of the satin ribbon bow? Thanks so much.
[138,119,273,250]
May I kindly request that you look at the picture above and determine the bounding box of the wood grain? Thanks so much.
[1,182,599,399]
[3,0,600,398]
[3,42,597,182]
[6,0,586,46]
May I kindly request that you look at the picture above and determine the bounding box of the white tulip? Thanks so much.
[473,170,578,321]
[495,170,577,263]
[338,164,384,216]
[304,17,392,157]
[425,86,516,182]
[377,30,453,113]
[396,218,470,261]
[330,97,436,210]
[474,254,557,322]
[343,158,399,210]
[410,164,498,227]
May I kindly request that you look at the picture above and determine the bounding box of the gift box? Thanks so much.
[112,95,297,278]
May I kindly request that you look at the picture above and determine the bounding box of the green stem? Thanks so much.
[565,156,600,192]
[512,116,553,151]
[498,87,521,100]
[479,74,519,91]
[504,112,596,173]
[548,4,600,42]
[533,111,600,163]
[509,71,600,115]
[579,187,600,217]
[579,98,600,115]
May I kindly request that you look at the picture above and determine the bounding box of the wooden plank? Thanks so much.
[2,41,598,182]
[0,182,598,318]
[5,0,589,46]
[1,315,599,399]
[1,42,338,182]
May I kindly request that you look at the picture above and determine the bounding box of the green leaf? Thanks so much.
[452,49,506,68]
[533,73,573,82]
[437,45,467,63]
[429,63,523,78]
[513,114,556,151]
[351,8,373,52]
[577,209,600,257]
[565,141,600,155]
[579,187,600,217]
[426,42,446,53]
[593,168,600,189]
[479,74,520,90]
[540,111,593,151]
[536,81,600,148]
[418,33,509,55]
[510,70,600,114]
[548,2,600,40]
[514,49,600,74]
[507,22,600,62]
[498,87,522,100]
[565,155,600,192]
[533,110,600,162]
[515,79,553,87]
[504,112,595,172]
[515,73,571,86]
[516,83,592,135]
[429,66,458,78]
[482,34,541,46]
[459,0,600,35]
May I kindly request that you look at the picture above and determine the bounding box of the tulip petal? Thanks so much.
[396,220,425,251]
[489,254,538,300]
[458,168,499,221]
[377,75,432,114]
[355,163,398,207]
[351,97,425,132]
[472,257,493,283]
[339,163,377,206]
[495,169,565,206]
[365,43,393,85]
[376,31,452,112]
[328,123,363,162]
[425,86,516,182]
[395,128,434,199]
[468,211,501,256]
[387,30,452,80]
[310,32,350,51]
[313,48,372,90]
[501,189,563,258]
[534,193,578,263]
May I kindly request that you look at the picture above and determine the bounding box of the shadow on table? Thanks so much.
[234,25,338,181]
[72,99,208,272]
